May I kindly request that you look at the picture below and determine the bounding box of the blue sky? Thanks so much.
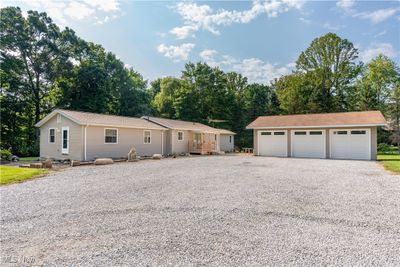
[3,0,400,84]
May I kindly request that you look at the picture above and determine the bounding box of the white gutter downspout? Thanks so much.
[161,131,164,155]
[84,125,88,161]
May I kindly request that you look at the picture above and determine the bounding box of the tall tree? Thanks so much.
[151,77,182,118]
[0,7,75,153]
[296,32,361,112]
[357,54,399,113]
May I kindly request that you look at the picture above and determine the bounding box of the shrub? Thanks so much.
[0,149,12,161]
[378,143,391,153]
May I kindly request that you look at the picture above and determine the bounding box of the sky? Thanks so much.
[3,0,400,84]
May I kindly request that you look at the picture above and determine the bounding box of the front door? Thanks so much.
[193,133,202,148]
[61,127,69,154]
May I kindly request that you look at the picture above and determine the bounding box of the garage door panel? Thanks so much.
[258,131,287,157]
[330,129,370,160]
[291,130,326,158]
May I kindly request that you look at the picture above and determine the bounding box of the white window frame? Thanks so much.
[144,130,151,144]
[104,128,118,144]
[229,136,232,143]
[61,126,69,154]
[177,131,184,141]
[49,128,56,144]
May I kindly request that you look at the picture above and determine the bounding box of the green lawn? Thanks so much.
[377,153,400,174]
[0,166,47,185]
[19,157,40,162]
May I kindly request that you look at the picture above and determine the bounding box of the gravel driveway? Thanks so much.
[1,155,399,266]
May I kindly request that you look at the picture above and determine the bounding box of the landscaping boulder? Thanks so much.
[30,162,43,168]
[71,160,81,167]
[94,158,114,165]
[127,147,138,162]
[152,154,162,160]
[42,158,53,169]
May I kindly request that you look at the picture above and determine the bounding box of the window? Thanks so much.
[294,131,307,135]
[310,131,323,135]
[274,132,285,135]
[49,128,55,143]
[229,136,232,143]
[351,130,366,135]
[215,135,217,141]
[177,131,184,141]
[335,131,347,135]
[105,129,117,144]
[261,132,271,135]
[144,130,151,144]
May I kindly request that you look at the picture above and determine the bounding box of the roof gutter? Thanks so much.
[246,123,387,129]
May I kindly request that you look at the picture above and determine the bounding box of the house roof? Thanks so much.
[142,116,218,133]
[35,109,166,130]
[246,111,386,129]
[216,128,236,135]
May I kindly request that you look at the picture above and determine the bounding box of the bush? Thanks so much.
[1,148,12,161]
[378,143,392,153]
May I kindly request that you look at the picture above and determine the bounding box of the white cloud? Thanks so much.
[299,17,311,24]
[170,0,305,39]
[170,25,198,39]
[355,8,398,24]
[158,43,195,61]
[64,2,94,20]
[17,0,121,27]
[374,30,387,37]
[198,49,294,84]
[336,0,355,12]
[360,43,398,63]
[323,22,341,31]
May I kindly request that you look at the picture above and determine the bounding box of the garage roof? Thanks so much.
[246,111,386,129]
[216,128,236,135]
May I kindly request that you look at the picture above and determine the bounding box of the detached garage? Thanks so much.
[246,111,386,160]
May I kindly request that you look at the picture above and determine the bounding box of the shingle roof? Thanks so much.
[246,111,386,129]
[216,128,236,135]
[143,116,218,133]
[35,109,166,130]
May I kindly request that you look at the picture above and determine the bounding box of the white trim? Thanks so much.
[61,126,69,154]
[248,124,386,130]
[144,130,151,144]
[48,128,56,144]
[104,128,118,144]
[177,131,184,141]
[329,128,371,160]
[161,131,164,155]
[84,125,88,161]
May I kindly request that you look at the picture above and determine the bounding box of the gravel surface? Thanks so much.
[1,155,399,266]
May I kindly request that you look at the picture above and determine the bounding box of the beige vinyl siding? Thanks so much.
[254,126,377,160]
[220,134,234,152]
[39,114,84,160]
[171,130,190,154]
[85,126,163,160]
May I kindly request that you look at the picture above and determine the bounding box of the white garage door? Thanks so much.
[330,129,370,160]
[291,130,326,158]
[258,130,287,157]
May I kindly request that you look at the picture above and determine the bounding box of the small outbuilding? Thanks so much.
[246,111,386,160]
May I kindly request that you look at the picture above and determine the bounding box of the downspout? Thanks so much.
[161,131,164,155]
[84,125,88,161]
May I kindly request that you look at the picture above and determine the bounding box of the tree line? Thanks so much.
[1,7,399,156]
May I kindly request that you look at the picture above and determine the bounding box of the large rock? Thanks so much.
[94,158,114,165]
[152,154,162,160]
[71,160,81,167]
[30,162,43,168]
[42,158,53,169]
[127,147,137,162]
